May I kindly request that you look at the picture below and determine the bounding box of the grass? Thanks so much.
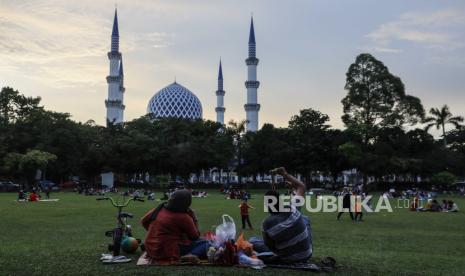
[1,191,465,275]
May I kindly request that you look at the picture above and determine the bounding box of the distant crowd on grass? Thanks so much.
[16,186,53,202]
[221,187,251,201]
[379,186,460,212]
[410,197,459,213]
[74,186,209,202]
[382,185,465,200]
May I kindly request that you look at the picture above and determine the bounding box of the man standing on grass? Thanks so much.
[250,167,312,264]
[337,187,354,221]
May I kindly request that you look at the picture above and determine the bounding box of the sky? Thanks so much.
[0,0,464,130]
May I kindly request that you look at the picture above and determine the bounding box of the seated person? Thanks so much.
[441,199,449,210]
[429,199,442,212]
[410,197,419,211]
[250,167,312,264]
[29,191,39,202]
[17,190,26,201]
[447,200,459,212]
[140,189,209,265]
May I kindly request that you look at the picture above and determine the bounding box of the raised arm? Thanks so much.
[272,167,306,197]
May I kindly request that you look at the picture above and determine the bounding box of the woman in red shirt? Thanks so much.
[141,189,209,264]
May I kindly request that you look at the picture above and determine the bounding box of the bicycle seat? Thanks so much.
[119,212,133,218]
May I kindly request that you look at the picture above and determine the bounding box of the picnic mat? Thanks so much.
[136,252,335,272]
[137,252,213,266]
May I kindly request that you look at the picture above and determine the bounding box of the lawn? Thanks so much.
[1,191,464,275]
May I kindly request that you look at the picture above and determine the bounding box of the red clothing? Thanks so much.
[141,208,199,264]
[240,203,251,216]
[29,193,39,202]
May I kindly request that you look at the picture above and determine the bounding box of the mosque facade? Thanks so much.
[105,9,260,131]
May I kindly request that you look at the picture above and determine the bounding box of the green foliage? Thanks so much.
[241,124,293,176]
[288,109,332,184]
[0,86,42,124]
[424,105,464,145]
[3,149,56,186]
[431,171,456,187]
[342,53,424,144]
[340,54,428,183]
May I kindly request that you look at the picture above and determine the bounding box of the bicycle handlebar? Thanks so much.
[96,195,144,207]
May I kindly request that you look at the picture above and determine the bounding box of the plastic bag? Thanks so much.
[215,214,236,246]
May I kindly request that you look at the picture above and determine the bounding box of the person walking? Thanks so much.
[337,187,354,221]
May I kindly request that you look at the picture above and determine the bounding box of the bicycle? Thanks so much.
[97,195,145,262]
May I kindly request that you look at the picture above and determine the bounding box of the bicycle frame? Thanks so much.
[97,195,144,256]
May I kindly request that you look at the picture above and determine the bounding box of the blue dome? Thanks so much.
[147,82,203,120]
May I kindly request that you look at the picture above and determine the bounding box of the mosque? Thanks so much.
[105,9,261,132]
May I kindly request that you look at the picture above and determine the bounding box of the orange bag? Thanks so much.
[236,232,255,257]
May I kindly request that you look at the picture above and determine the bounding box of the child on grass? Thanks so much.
[238,199,255,230]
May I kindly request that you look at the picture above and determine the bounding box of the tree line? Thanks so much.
[1,53,464,188]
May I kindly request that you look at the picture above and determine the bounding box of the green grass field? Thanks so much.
[1,191,464,275]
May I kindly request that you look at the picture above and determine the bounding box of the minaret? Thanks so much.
[244,17,260,132]
[105,9,125,125]
[119,58,125,122]
[215,60,225,124]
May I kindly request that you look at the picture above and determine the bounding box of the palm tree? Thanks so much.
[424,105,463,145]
[227,120,248,186]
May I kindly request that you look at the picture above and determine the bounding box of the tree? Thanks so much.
[341,53,425,184]
[288,108,331,187]
[0,86,42,124]
[241,124,293,181]
[342,53,424,145]
[424,105,464,146]
[326,129,351,185]
[227,120,248,186]
[431,171,456,190]
[3,149,57,188]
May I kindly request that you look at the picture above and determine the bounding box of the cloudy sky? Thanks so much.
[0,0,464,129]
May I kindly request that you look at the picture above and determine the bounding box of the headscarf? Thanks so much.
[166,189,192,212]
[148,189,192,223]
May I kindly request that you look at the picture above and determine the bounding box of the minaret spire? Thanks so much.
[105,9,125,125]
[248,17,256,58]
[215,59,225,125]
[111,9,119,52]
[218,59,223,88]
[244,16,260,132]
